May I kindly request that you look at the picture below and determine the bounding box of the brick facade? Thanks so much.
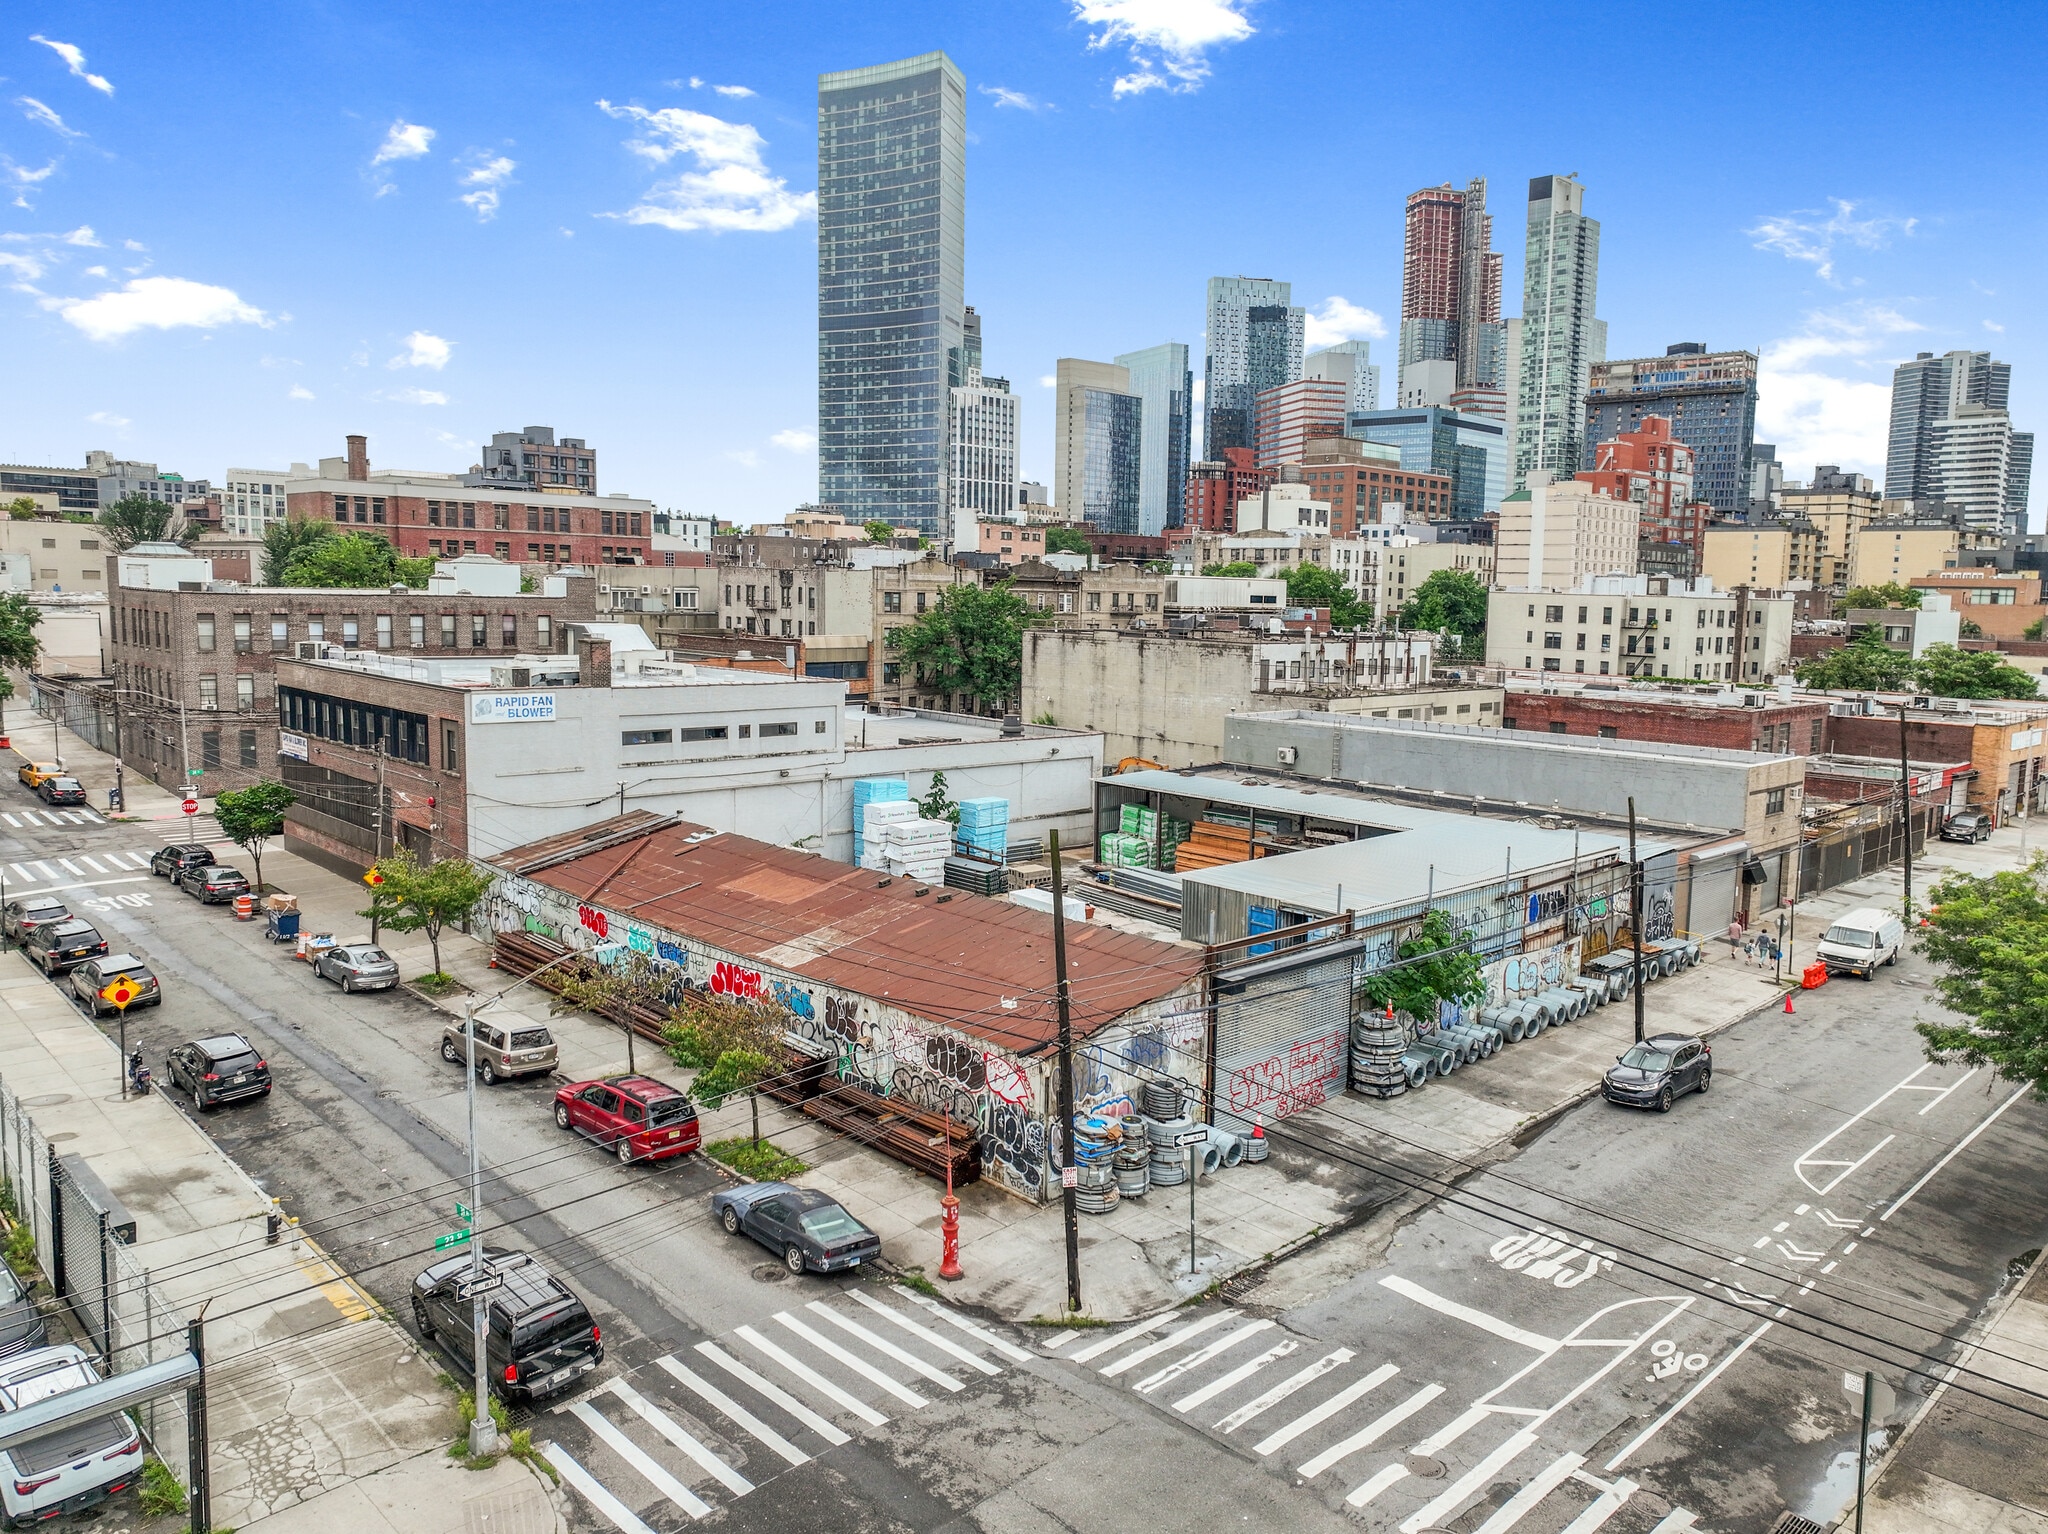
[283,481,651,567]
[1500,689,1832,754]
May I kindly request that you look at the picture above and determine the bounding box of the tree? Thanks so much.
[261,517,334,584]
[0,593,43,672]
[864,520,896,544]
[3,498,38,521]
[1958,618,1984,639]
[918,769,957,824]
[1044,525,1092,556]
[1838,583,1922,615]
[1794,628,1920,691]
[1282,561,1372,627]
[1201,561,1258,577]
[1360,910,1487,1022]
[1399,569,1489,637]
[373,850,494,980]
[553,949,667,1075]
[886,581,1046,710]
[1915,643,2041,700]
[2025,618,2044,642]
[278,532,430,589]
[97,494,194,550]
[213,781,295,892]
[1915,858,2048,1095]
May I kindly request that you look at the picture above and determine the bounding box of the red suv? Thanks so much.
[553,1075,700,1165]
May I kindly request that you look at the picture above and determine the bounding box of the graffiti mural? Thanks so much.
[709,960,764,1000]
[1227,1028,1344,1121]
[1483,938,1584,1008]
[578,904,609,938]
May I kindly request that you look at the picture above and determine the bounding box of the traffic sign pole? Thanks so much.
[463,994,495,1457]
[1174,1126,1207,1278]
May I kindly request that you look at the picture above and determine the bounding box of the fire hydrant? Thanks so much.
[938,1191,963,1280]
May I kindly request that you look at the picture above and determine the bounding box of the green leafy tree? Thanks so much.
[1044,525,1092,556]
[1282,561,1373,627]
[1399,569,1489,637]
[261,517,334,584]
[0,593,43,672]
[552,949,670,1074]
[212,780,295,892]
[1201,561,1259,577]
[3,498,38,521]
[918,769,957,823]
[1915,643,2041,700]
[1794,628,1921,691]
[886,581,1046,710]
[278,532,429,589]
[664,992,785,1147]
[97,493,194,550]
[1838,582,1922,615]
[393,554,435,588]
[372,850,493,981]
[864,519,896,544]
[1360,910,1488,1022]
[2025,618,2044,642]
[1915,858,2048,1094]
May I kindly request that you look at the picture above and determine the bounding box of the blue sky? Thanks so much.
[2,1,2043,527]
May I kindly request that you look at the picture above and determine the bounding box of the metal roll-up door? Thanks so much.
[1212,945,1356,1138]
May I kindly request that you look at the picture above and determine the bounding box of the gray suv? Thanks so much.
[441,1016,557,1084]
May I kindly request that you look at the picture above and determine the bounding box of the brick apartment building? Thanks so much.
[1577,415,1711,577]
[1499,683,1832,755]
[1288,437,1453,535]
[1183,449,1274,533]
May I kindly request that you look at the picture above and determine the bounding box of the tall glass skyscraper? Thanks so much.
[1584,344,1758,513]
[816,53,967,535]
[1114,343,1192,533]
[1204,277,1302,459]
[1054,359,1143,533]
[1512,175,1604,491]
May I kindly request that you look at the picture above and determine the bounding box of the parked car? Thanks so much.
[712,1182,881,1275]
[410,1250,602,1404]
[1941,809,1992,844]
[164,1033,271,1111]
[13,763,58,790]
[34,776,84,808]
[552,1075,700,1164]
[442,1016,557,1083]
[0,1263,47,1362]
[148,844,214,879]
[23,919,107,977]
[314,942,399,994]
[1816,906,1905,979]
[0,897,69,942]
[178,864,250,905]
[0,1345,144,1527]
[1602,1033,1711,1112]
[68,955,162,1016]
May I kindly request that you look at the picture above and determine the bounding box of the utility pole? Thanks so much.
[1046,829,1081,1315]
[1628,797,1645,1045]
[463,993,496,1457]
[1898,702,1913,924]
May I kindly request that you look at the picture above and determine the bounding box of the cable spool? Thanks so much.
[1149,1148,1188,1186]
[1075,1182,1120,1215]
[1115,1160,1151,1197]
[1241,1126,1268,1163]
[1140,1077,1188,1121]
[1401,1054,1430,1088]
[1348,1018,1408,1096]
[1147,1115,1193,1147]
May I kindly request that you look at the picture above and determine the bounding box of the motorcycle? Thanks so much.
[127,1050,151,1096]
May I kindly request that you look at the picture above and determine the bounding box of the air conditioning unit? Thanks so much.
[1277,746,1298,766]
[293,641,324,660]
[201,702,218,711]
[1741,691,1765,707]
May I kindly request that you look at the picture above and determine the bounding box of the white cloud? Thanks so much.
[596,100,814,233]
[15,97,79,138]
[371,120,435,167]
[0,249,46,282]
[770,429,816,453]
[1758,305,1925,478]
[388,330,452,370]
[288,384,316,401]
[725,448,760,469]
[86,409,128,430]
[1748,198,1914,285]
[1039,374,1057,388]
[48,275,273,342]
[980,85,1049,111]
[382,386,449,406]
[711,84,755,99]
[1304,296,1387,348]
[1073,0,1254,96]
[64,226,100,247]
[458,155,516,221]
[29,36,113,96]
[1984,319,2005,334]
[1,157,56,209]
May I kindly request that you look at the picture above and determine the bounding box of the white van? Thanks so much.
[1815,906,1906,979]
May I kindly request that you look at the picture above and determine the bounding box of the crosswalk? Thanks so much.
[543,1286,1031,1531]
[1,840,235,896]
[0,807,105,829]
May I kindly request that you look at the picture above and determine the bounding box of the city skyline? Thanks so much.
[0,3,2039,530]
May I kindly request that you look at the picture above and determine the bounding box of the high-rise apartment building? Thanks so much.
[1054,359,1143,534]
[1578,416,1708,577]
[467,426,596,495]
[1204,277,1302,459]
[1494,474,1638,590]
[817,52,967,535]
[1886,350,2032,533]
[1253,379,1350,472]
[1512,175,1604,492]
[1182,449,1273,534]
[1927,406,2028,534]
[1304,342,1379,416]
[1115,343,1192,534]
[947,371,1020,544]
[1348,406,1508,521]
[1397,179,1504,409]
[1584,345,1757,513]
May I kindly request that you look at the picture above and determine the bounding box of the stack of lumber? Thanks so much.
[1167,819,1260,872]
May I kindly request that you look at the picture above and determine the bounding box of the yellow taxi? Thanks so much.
[15,762,60,789]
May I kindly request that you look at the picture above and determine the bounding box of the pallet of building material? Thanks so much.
[1169,819,1258,870]
[490,930,674,1044]
[943,858,1008,897]
[1118,804,1158,838]
[1097,832,1155,868]
[801,1078,981,1183]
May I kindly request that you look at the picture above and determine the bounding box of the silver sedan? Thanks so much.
[314,943,400,993]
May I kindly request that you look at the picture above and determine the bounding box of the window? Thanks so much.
[341,617,360,649]
[1766,787,1787,815]
[493,505,509,531]
[1088,592,1102,611]
[196,615,216,653]
[677,726,728,742]
[883,591,902,614]
[737,724,752,739]
[1598,725,1618,739]
[1545,605,1564,622]
[440,614,456,647]
[371,498,386,525]
[376,614,393,649]
[332,495,348,522]
[915,592,927,614]
[1810,719,1823,753]
[536,616,552,650]
[501,615,517,647]
[621,729,673,746]
[471,614,487,647]
[1575,633,1587,651]
[1543,633,1563,650]
[526,507,540,532]
[201,730,221,768]
[441,722,458,770]
[462,503,477,530]
[238,729,257,768]
[236,675,254,710]
[814,719,827,733]
[1577,607,1588,623]
[759,721,798,738]
[234,615,252,653]
[271,615,288,652]
[307,614,325,642]
[198,675,218,708]
[429,502,443,527]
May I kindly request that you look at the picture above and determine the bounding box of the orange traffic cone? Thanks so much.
[1783,990,1796,1015]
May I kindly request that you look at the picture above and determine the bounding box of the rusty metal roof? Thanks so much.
[495,817,1203,1053]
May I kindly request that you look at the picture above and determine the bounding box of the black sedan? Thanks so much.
[22,919,108,976]
[149,844,214,879]
[178,864,249,904]
[165,1034,271,1111]
[36,776,85,807]
[1602,1032,1711,1113]
[711,1182,881,1275]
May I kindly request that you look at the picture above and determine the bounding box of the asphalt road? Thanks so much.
[6,784,2042,1534]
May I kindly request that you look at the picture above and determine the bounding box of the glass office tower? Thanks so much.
[817,52,967,535]
[1115,342,1192,533]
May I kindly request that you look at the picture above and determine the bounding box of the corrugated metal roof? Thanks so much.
[498,818,1203,1053]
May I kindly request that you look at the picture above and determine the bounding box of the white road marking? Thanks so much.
[1400,1429,1541,1532]
[9,864,31,881]
[30,862,53,880]
[654,1355,808,1466]
[1100,1310,1240,1378]
[1794,1204,1809,1215]
[1842,1241,1858,1254]
[1752,1236,1771,1248]
[692,1343,850,1446]
[1772,1221,1789,1233]
[772,1311,928,1408]
[1821,1261,1838,1274]
[1795,1064,1929,1194]
[1172,1338,1297,1413]
[1411,1404,1494,1457]
[1559,1475,1639,1532]
[1064,1309,1177,1364]
[846,1290,1001,1375]
[1816,1208,1861,1228]
[542,1443,659,1534]
[1297,1382,1444,1478]
[1775,1241,1823,1263]
[1605,1318,1774,1471]
[1,815,18,829]
[1915,1067,1980,1114]
[889,1287,1032,1362]
[805,1301,962,1392]
[1380,1276,1561,1352]
[1135,1318,1275,1394]
[78,856,105,873]
[1253,1363,1399,1457]
[1881,1086,2029,1222]
[1214,1347,1353,1434]
[1473,1451,1586,1533]
[1346,1463,1410,1507]
[1038,1330,1078,1351]
[605,1378,752,1496]
[731,1326,888,1427]
[1649,1512,1698,1532]
[566,1400,713,1519]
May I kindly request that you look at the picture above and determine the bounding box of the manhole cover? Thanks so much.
[1403,1454,1446,1479]
[751,1263,792,1284]
[21,1095,69,1108]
